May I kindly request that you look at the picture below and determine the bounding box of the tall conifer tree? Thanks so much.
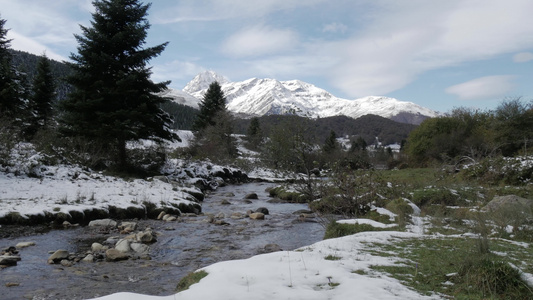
[28,53,56,134]
[59,0,177,169]
[192,81,227,133]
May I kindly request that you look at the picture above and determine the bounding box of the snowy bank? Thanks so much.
[90,231,440,300]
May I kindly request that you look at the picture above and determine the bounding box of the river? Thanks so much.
[0,182,325,300]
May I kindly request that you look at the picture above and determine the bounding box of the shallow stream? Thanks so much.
[0,182,325,299]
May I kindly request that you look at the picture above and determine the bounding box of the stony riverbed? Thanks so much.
[0,182,325,300]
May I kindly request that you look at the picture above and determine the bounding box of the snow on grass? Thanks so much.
[91,231,440,300]
[337,218,398,228]
[0,165,200,220]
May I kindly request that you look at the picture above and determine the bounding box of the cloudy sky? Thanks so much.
[1,0,532,112]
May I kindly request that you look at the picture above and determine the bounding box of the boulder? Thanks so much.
[0,255,21,266]
[115,239,131,253]
[82,254,94,262]
[16,241,35,249]
[105,249,129,262]
[48,250,70,264]
[483,195,533,214]
[249,212,265,220]
[130,243,150,256]
[245,193,258,200]
[88,219,117,227]
[255,207,269,215]
[119,222,137,231]
[91,242,104,252]
[157,211,167,220]
[136,231,156,243]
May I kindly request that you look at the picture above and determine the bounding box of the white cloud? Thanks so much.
[8,31,67,62]
[513,52,533,63]
[445,75,516,100]
[222,26,299,58]
[322,23,348,34]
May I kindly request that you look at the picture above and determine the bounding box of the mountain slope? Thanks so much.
[172,71,438,125]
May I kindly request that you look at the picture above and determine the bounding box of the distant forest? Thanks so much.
[10,50,416,144]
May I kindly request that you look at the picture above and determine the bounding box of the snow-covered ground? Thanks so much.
[91,229,440,300]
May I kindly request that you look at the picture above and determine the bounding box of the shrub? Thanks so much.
[323,220,399,239]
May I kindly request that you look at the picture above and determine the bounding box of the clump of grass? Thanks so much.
[176,270,208,292]
[323,220,399,239]
[455,256,532,299]
[324,255,342,261]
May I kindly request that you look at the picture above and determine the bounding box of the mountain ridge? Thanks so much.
[167,71,438,125]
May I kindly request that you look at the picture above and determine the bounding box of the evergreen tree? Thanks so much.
[246,116,263,149]
[59,0,177,169]
[0,16,29,123]
[192,81,226,133]
[323,130,338,153]
[28,53,56,135]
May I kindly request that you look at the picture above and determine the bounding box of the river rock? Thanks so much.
[105,249,129,262]
[115,239,131,253]
[0,255,21,266]
[245,193,258,200]
[165,216,177,222]
[89,219,117,227]
[48,250,69,264]
[130,243,150,256]
[119,222,137,231]
[221,199,232,205]
[255,207,269,215]
[213,220,230,226]
[82,254,94,262]
[153,176,169,183]
[91,242,104,252]
[136,231,156,243]
[222,192,235,197]
[263,244,282,253]
[157,211,167,220]
[16,241,36,249]
[249,212,265,220]
[230,212,246,219]
[1,246,18,255]
[60,259,73,267]
[215,212,225,219]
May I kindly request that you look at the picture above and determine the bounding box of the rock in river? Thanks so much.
[48,250,70,264]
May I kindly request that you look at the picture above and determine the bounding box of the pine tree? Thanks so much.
[323,130,338,153]
[28,53,56,135]
[0,16,30,129]
[246,116,263,149]
[192,81,227,133]
[59,0,177,169]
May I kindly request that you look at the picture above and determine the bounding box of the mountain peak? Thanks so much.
[183,71,230,94]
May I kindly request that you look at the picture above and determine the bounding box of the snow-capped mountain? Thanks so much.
[171,71,438,125]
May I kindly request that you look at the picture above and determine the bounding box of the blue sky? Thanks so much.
[1,0,533,113]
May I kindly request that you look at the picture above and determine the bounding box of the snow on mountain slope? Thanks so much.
[171,71,438,124]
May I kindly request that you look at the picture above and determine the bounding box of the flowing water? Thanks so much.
[0,182,325,299]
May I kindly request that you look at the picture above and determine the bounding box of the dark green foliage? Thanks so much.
[0,17,30,126]
[405,99,533,165]
[323,130,338,153]
[192,81,227,132]
[160,101,198,130]
[59,0,177,170]
[9,49,73,102]
[234,114,416,146]
[245,116,263,150]
[26,54,56,136]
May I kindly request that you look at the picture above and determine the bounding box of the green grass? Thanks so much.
[367,237,533,299]
[324,221,400,239]
[324,254,342,261]
[176,270,208,292]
